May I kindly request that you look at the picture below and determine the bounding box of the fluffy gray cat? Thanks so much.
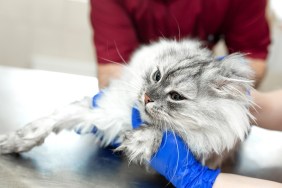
[0,39,254,168]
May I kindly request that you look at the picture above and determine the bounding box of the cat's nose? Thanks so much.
[144,93,154,104]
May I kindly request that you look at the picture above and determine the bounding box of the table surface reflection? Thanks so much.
[0,66,281,187]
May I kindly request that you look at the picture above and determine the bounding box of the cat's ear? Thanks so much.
[208,54,254,97]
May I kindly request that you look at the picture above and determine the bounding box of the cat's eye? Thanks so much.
[152,70,161,82]
[169,91,186,101]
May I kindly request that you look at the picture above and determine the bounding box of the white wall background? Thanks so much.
[0,0,96,76]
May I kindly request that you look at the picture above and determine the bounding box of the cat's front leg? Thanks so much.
[116,126,162,165]
[0,97,96,154]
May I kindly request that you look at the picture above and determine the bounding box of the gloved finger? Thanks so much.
[131,106,143,129]
[150,131,196,179]
[92,90,104,107]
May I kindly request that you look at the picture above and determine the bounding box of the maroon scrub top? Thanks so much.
[90,0,270,64]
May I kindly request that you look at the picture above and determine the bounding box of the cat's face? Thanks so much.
[136,42,212,127]
[133,39,253,156]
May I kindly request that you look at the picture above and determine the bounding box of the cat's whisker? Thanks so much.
[99,59,144,87]
[112,74,144,91]
[112,79,142,91]
[224,77,254,83]
[99,57,119,64]
[247,100,260,124]
[248,111,258,126]
[171,15,181,41]
[108,84,139,91]
[161,115,180,184]
[163,127,168,147]
[224,85,247,98]
[248,97,261,112]
[170,128,180,185]
[114,40,127,65]
[99,58,143,85]
[175,120,191,169]
[107,88,138,96]
[107,83,141,99]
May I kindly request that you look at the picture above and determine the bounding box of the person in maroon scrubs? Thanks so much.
[90,0,270,88]
[89,1,282,187]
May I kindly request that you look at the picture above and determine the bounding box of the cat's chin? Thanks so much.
[144,105,158,117]
[137,104,158,124]
[137,107,152,124]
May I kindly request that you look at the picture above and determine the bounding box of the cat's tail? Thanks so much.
[0,97,124,154]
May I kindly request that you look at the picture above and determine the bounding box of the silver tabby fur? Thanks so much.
[0,39,254,169]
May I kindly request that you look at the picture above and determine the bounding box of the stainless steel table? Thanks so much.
[0,66,281,187]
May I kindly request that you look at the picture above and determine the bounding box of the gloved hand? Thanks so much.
[93,92,221,188]
[150,132,220,188]
[132,106,220,188]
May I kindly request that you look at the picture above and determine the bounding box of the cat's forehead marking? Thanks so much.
[163,76,198,98]
[159,56,205,84]
[156,48,178,61]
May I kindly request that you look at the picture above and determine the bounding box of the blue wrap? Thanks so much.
[92,92,220,188]
[74,91,104,134]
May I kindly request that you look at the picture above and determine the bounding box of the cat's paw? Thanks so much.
[0,118,55,154]
[115,127,162,165]
[0,132,43,154]
[0,135,10,154]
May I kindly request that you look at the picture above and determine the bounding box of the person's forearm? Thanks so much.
[213,173,282,188]
[97,63,123,88]
[251,89,282,131]
[247,58,267,88]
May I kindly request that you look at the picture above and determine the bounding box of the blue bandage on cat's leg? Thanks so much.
[75,91,103,134]
[91,91,118,146]
[88,91,124,148]
[150,132,220,188]
[92,90,104,108]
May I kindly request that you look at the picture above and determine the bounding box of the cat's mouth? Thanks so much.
[144,104,163,120]
[139,92,162,120]
[144,104,154,117]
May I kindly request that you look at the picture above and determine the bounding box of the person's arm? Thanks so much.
[90,0,139,88]
[247,58,267,88]
[224,0,270,87]
[214,173,282,188]
[250,89,282,131]
[97,63,123,89]
[149,130,282,188]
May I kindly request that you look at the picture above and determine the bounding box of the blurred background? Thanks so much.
[0,0,96,76]
[0,0,281,89]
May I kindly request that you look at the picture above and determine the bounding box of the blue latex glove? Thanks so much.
[132,107,220,188]
[150,132,220,188]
